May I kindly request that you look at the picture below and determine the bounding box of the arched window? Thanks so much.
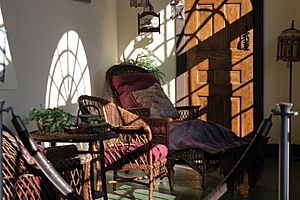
[45,30,91,110]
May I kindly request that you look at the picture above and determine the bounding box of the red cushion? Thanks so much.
[112,73,159,108]
[104,143,168,167]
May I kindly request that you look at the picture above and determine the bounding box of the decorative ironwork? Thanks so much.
[242,25,250,51]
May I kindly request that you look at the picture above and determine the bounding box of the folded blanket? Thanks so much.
[169,119,248,154]
[168,119,264,187]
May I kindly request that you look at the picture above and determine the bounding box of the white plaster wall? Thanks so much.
[264,0,300,144]
[0,0,118,128]
[117,0,177,102]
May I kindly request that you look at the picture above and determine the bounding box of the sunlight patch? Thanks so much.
[45,30,91,111]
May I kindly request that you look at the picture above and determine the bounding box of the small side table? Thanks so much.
[31,130,118,200]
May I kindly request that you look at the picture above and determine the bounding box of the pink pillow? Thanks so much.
[112,73,159,108]
[131,83,180,119]
[104,143,168,167]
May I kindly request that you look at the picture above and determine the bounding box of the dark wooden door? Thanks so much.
[176,0,254,137]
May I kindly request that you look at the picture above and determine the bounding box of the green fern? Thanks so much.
[120,53,166,84]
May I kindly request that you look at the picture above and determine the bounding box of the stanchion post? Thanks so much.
[272,102,298,200]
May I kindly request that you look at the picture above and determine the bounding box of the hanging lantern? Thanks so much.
[277,20,300,62]
[138,2,160,34]
[130,0,149,8]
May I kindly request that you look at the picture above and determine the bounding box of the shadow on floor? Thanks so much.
[97,156,300,200]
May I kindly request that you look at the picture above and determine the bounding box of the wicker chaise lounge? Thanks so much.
[105,63,221,189]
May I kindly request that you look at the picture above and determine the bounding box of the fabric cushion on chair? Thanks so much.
[112,72,159,108]
[131,83,180,119]
[104,143,168,167]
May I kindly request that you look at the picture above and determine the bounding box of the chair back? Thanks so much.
[77,95,160,170]
[78,95,149,128]
[106,64,154,107]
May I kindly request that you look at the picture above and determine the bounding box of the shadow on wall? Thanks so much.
[119,0,255,137]
[45,30,91,114]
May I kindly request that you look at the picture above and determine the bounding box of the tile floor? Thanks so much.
[98,156,300,200]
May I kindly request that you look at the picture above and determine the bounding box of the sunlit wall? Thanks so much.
[0,0,118,129]
[117,1,177,103]
[0,6,17,90]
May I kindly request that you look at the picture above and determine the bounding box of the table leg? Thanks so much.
[99,140,108,200]
[88,141,108,200]
[88,142,95,200]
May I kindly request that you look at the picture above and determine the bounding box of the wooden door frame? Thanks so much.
[175,0,264,131]
[252,0,264,132]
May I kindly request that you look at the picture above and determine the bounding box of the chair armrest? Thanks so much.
[109,125,153,150]
[110,126,147,135]
[175,105,201,120]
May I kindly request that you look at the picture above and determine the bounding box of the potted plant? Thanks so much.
[25,107,73,133]
[119,53,166,84]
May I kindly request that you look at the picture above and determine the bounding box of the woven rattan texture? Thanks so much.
[3,130,92,200]
[104,64,220,189]
[78,95,170,200]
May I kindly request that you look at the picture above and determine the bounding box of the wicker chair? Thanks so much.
[3,126,92,200]
[105,63,220,189]
[78,95,170,200]
[45,145,92,200]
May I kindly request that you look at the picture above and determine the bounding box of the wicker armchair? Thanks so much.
[78,95,170,200]
[3,126,92,200]
[105,63,220,189]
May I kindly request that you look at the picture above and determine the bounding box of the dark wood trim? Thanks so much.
[253,0,264,131]
[175,0,264,132]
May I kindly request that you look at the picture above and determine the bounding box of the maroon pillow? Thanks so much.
[112,73,159,108]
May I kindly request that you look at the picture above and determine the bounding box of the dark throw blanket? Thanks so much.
[169,119,247,153]
[168,119,264,188]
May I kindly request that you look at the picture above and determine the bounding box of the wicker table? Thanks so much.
[31,130,119,200]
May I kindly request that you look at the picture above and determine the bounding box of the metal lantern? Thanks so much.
[130,0,149,8]
[277,20,300,62]
[138,3,160,34]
